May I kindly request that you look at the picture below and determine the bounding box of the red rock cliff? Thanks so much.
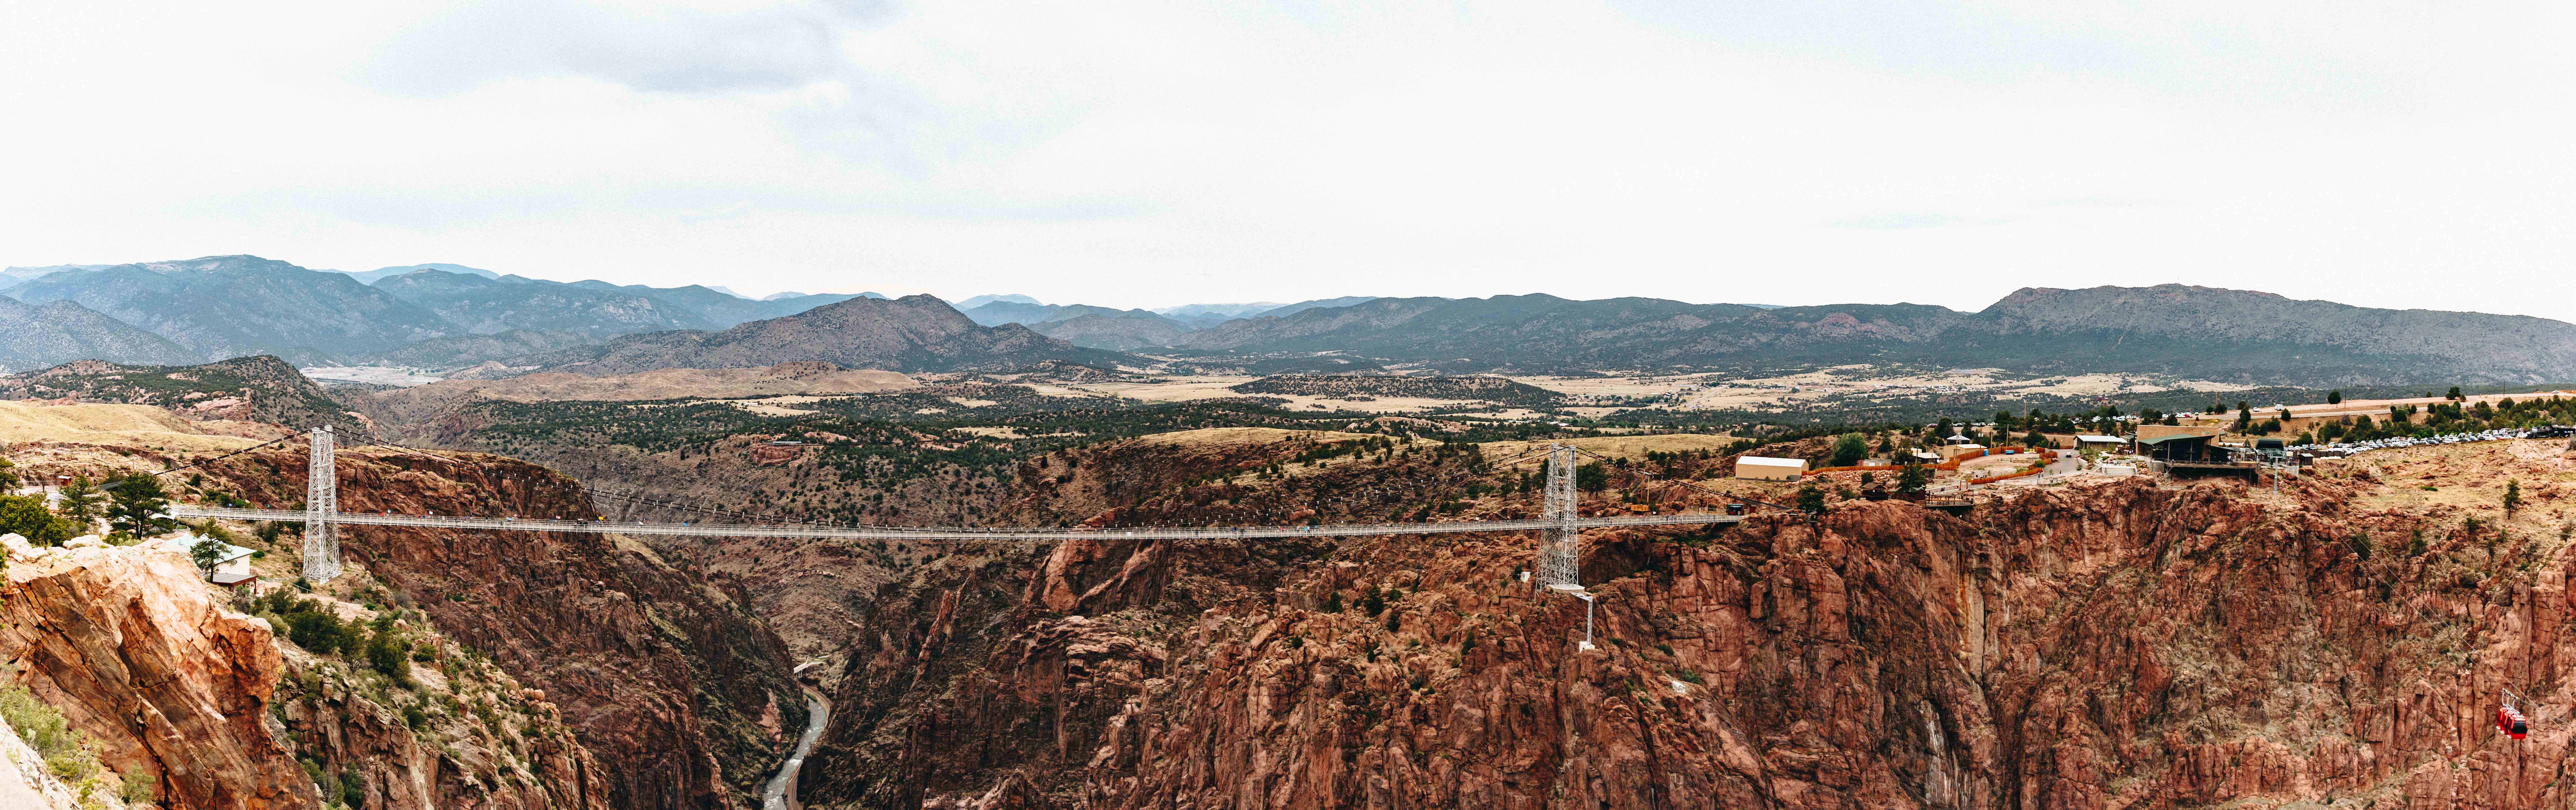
[797,462,2576,808]
[196,447,805,810]
[0,537,314,809]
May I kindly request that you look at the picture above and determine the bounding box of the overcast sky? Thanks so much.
[4,2,2571,317]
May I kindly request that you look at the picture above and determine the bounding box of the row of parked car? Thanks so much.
[2317,425,2573,455]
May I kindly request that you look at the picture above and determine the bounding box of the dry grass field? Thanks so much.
[0,400,284,452]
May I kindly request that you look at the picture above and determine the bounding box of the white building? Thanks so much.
[1735,456,1807,481]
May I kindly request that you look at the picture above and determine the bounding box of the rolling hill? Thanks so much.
[0,355,349,425]
[511,294,1132,375]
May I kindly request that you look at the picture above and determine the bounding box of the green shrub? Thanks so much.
[0,684,101,782]
[1796,486,1828,515]
[259,591,363,656]
[122,770,156,803]
[366,629,416,689]
[341,766,366,807]
[0,494,77,546]
[1830,433,1868,467]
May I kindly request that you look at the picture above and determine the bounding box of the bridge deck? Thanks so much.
[171,506,1744,542]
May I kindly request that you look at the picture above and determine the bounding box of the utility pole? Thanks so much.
[304,425,340,582]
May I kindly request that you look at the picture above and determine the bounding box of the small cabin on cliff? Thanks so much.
[162,533,258,585]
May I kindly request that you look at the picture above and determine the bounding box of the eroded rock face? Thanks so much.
[798,473,2576,809]
[197,448,804,810]
[269,615,610,810]
[0,538,314,810]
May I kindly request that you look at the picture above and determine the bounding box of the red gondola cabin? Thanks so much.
[2498,707,2528,740]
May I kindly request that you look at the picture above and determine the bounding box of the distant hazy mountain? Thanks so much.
[761,291,808,301]
[1155,302,1285,329]
[955,294,1042,309]
[376,269,712,337]
[957,301,1196,350]
[0,296,192,371]
[512,295,1129,375]
[346,263,504,285]
[1253,296,1381,319]
[1184,295,1759,368]
[1024,309,1197,351]
[1,264,114,291]
[1967,285,2576,384]
[958,300,1062,327]
[1185,286,2576,385]
[706,286,748,299]
[564,280,859,329]
[8,255,454,364]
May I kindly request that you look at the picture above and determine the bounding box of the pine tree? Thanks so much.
[56,476,103,528]
[105,473,174,537]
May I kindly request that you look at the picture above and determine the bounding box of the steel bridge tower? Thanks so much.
[303,425,340,582]
[1537,443,1580,588]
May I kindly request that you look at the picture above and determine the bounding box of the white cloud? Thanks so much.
[1,1,2571,315]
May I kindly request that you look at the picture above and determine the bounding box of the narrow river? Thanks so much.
[761,689,831,810]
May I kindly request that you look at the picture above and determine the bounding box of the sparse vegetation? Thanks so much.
[0,493,77,546]
[1,680,103,784]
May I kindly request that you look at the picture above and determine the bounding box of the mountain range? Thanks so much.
[954,296,1384,350]
[0,255,883,369]
[1173,287,2576,384]
[7,254,2575,386]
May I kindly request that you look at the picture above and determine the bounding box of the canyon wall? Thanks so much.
[798,460,2576,808]
[196,447,805,809]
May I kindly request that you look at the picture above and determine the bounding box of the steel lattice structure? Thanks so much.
[1537,443,1583,588]
[302,425,340,581]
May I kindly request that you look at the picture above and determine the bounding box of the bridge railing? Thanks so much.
[168,505,1744,542]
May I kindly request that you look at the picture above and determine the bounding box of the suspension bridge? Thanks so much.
[164,426,1758,586]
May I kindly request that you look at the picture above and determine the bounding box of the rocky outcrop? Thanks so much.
[267,596,613,810]
[0,535,314,809]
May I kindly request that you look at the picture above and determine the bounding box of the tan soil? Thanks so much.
[0,400,284,452]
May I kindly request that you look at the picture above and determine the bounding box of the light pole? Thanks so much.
[1547,582,1596,650]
